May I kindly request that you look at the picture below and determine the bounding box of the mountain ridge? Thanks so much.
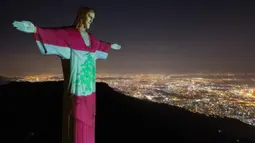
[0,81,254,143]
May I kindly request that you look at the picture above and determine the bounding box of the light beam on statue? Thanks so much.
[12,6,121,143]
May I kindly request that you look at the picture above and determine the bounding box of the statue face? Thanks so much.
[84,11,95,29]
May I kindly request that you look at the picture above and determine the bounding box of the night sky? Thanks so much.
[1,0,255,76]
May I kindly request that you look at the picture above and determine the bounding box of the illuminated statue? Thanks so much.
[13,7,121,143]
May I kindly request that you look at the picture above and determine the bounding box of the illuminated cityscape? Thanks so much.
[1,73,255,126]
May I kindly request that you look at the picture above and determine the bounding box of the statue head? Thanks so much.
[74,7,95,31]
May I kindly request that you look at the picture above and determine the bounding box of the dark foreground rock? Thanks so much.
[0,81,255,143]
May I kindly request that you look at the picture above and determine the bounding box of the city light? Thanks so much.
[4,73,255,126]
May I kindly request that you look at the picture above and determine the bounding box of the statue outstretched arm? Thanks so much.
[13,20,70,59]
[89,33,121,60]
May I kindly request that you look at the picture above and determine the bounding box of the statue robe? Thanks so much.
[34,27,111,143]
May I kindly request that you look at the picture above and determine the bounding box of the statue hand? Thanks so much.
[12,20,36,33]
[111,43,121,50]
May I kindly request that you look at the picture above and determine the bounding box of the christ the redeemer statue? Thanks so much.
[13,7,121,143]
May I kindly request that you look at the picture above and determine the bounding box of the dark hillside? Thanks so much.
[0,81,254,143]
